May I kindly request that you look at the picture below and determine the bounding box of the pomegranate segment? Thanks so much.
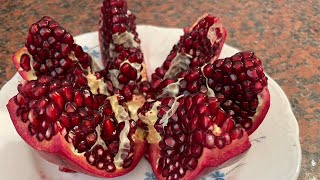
[13,16,92,81]
[8,16,148,178]
[154,51,270,135]
[138,94,251,180]
[151,14,227,84]
[99,0,148,100]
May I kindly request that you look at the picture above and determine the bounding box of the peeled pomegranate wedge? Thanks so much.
[138,94,251,180]
[7,16,148,178]
[153,51,270,135]
[98,0,148,100]
[151,14,227,84]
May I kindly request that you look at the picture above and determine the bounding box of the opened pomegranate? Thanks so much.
[7,0,270,179]
[7,15,147,178]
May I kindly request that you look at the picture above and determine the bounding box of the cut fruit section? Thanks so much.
[138,94,250,180]
[153,51,270,135]
[99,0,148,101]
[14,16,92,81]
[8,16,147,178]
[151,14,227,85]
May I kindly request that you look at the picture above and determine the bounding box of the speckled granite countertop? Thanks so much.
[0,0,319,179]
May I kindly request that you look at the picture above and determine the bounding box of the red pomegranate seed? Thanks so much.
[45,102,61,122]
[20,54,31,71]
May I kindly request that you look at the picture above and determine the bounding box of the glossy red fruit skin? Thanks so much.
[146,134,250,180]
[7,98,147,178]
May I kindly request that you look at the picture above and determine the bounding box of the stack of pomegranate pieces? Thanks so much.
[7,0,270,180]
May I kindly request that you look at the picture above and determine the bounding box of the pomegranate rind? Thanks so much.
[247,87,270,135]
[12,47,37,81]
[7,98,147,178]
[147,133,251,180]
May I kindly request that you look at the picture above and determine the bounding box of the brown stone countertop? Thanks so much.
[0,0,319,179]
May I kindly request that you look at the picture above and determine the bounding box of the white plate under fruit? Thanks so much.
[0,26,301,180]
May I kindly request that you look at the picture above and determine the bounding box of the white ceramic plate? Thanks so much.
[0,25,301,180]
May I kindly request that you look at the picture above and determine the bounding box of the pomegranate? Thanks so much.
[7,0,270,179]
[7,16,147,178]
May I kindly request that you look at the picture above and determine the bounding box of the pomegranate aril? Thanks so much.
[20,54,31,71]
[186,157,197,170]
[46,102,61,122]
[122,158,133,168]
[191,144,203,158]
[214,137,226,149]
[240,118,253,130]
[105,163,116,172]
[102,119,116,140]
[203,131,215,149]
[74,91,84,107]
[164,137,176,150]
[199,115,213,129]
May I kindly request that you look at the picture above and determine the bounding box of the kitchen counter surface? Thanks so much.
[0,1,319,179]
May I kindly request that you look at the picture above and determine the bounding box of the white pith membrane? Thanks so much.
[112,32,139,49]
[86,68,110,96]
[125,95,146,121]
[159,95,183,127]
[158,79,183,98]
[108,95,131,168]
[163,53,192,79]
[106,26,145,90]
[108,69,121,89]
[65,93,145,169]
[106,95,146,168]
[138,101,161,144]
[207,23,223,46]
